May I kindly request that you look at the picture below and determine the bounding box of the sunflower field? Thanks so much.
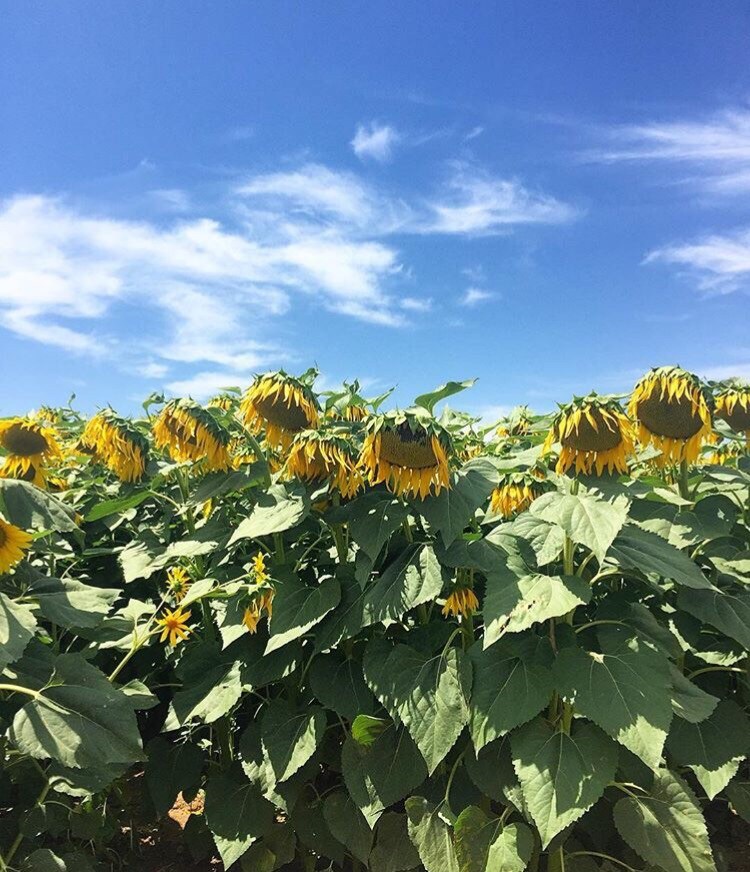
[1,368,750,872]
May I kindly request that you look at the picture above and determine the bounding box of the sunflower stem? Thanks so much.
[244,431,272,487]
[678,458,692,501]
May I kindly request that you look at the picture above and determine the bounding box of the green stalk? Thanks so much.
[548,846,565,872]
[678,458,692,502]
[1,778,50,869]
[244,431,272,487]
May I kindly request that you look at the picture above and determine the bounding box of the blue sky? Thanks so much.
[2,1,750,420]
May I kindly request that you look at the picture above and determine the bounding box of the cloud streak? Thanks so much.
[646,227,750,292]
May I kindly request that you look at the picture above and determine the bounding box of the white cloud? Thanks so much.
[464,126,484,142]
[460,287,495,307]
[167,370,252,398]
[646,227,750,292]
[400,296,433,312]
[426,163,578,235]
[351,122,400,162]
[699,362,750,381]
[149,189,191,212]
[588,107,750,194]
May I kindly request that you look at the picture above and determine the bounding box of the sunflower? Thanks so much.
[442,586,479,618]
[157,607,192,646]
[252,552,268,584]
[361,411,452,499]
[0,456,48,488]
[490,472,546,518]
[629,367,713,466]
[153,400,232,471]
[497,406,533,439]
[543,395,635,476]
[0,418,61,478]
[286,430,364,499]
[240,371,320,451]
[166,566,191,602]
[208,393,236,412]
[81,410,149,482]
[0,517,33,573]
[242,589,274,634]
[715,384,750,441]
[703,440,743,466]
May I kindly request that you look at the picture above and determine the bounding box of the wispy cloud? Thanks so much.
[699,362,750,381]
[464,126,484,142]
[400,296,433,312]
[351,122,400,162]
[646,227,750,292]
[459,287,495,307]
[587,106,750,194]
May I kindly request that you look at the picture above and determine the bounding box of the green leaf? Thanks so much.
[351,715,390,747]
[20,850,66,871]
[412,459,498,547]
[613,769,717,872]
[669,665,719,725]
[85,490,153,522]
[348,493,409,562]
[369,812,421,872]
[205,764,274,869]
[266,574,340,653]
[10,654,144,769]
[666,700,750,799]
[453,806,533,872]
[261,698,326,782]
[511,717,618,847]
[483,562,591,648]
[323,791,373,864]
[240,721,310,812]
[608,525,712,589]
[404,796,459,872]
[191,468,262,505]
[726,781,750,823]
[530,491,629,562]
[499,513,566,567]
[468,635,554,752]
[309,652,377,721]
[553,629,673,768]
[29,574,119,629]
[170,644,244,726]
[290,800,346,866]
[678,587,750,649]
[145,737,206,817]
[0,591,36,671]
[464,736,524,812]
[342,724,428,827]
[240,824,296,871]
[228,483,310,543]
[0,479,78,532]
[363,639,472,773]
[414,378,476,413]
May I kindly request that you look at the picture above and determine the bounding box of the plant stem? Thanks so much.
[0,683,40,699]
[548,846,566,872]
[678,458,692,502]
[1,777,50,868]
[244,431,272,487]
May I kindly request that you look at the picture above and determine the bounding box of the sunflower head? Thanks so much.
[543,394,635,476]
[0,456,48,489]
[153,400,232,471]
[490,471,547,518]
[442,586,479,619]
[242,587,275,634]
[715,383,750,438]
[703,440,743,467]
[0,516,33,574]
[0,418,61,469]
[82,410,149,482]
[166,566,191,602]
[157,607,192,646]
[208,393,237,413]
[240,371,320,451]
[361,409,452,499]
[629,367,713,466]
[286,428,364,499]
[497,406,534,439]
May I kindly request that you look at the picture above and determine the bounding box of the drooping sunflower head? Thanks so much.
[0,516,33,574]
[208,393,238,413]
[153,400,232,471]
[715,383,750,439]
[82,410,149,483]
[497,406,534,439]
[544,395,635,476]
[628,367,713,466]
[361,410,452,499]
[286,428,364,499]
[703,440,743,467]
[0,455,48,489]
[490,471,547,518]
[240,370,320,451]
[0,418,61,473]
[165,566,191,602]
[442,586,479,619]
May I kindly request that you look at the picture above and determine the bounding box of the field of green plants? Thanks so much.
[1,368,749,872]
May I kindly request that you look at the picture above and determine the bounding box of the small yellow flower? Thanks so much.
[157,607,192,646]
[0,517,33,574]
[252,552,268,584]
[442,588,479,618]
[242,603,261,634]
[166,567,191,602]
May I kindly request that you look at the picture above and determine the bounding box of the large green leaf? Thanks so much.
[266,574,340,653]
[0,591,36,671]
[369,812,421,872]
[363,639,471,773]
[342,723,428,827]
[483,562,591,648]
[0,479,78,532]
[511,717,618,847]
[169,643,244,726]
[678,587,750,649]
[405,797,459,872]
[669,665,719,725]
[453,805,533,872]
[553,629,673,768]
[727,781,750,823]
[608,525,712,589]
[666,700,750,799]
[468,635,554,751]
[530,490,629,562]
[309,651,377,721]
[85,490,154,522]
[412,459,498,547]
[145,737,206,817]
[10,654,144,769]
[613,769,716,872]
[464,736,524,812]
[261,698,326,782]
[498,513,566,567]
[414,379,476,413]
[228,483,310,542]
[29,574,119,629]
[348,493,409,562]
[323,791,373,864]
[204,764,274,869]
